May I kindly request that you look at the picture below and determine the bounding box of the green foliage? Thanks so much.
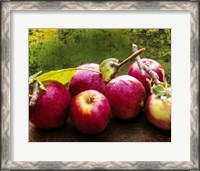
[29,29,171,83]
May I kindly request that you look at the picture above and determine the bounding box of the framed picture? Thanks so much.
[1,1,199,170]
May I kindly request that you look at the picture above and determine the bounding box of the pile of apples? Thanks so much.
[29,44,171,134]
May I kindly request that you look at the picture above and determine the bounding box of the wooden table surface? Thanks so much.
[29,112,171,142]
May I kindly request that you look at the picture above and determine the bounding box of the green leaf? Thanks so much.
[33,68,79,85]
[99,58,119,82]
[152,84,166,97]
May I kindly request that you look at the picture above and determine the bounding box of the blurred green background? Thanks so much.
[29,29,171,83]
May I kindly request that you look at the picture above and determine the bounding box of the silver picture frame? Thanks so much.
[1,1,199,170]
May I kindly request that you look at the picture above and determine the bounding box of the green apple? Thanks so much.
[146,94,171,130]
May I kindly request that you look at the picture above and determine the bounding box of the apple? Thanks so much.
[105,75,146,119]
[146,94,171,130]
[127,58,164,98]
[29,80,71,129]
[69,90,110,134]
[68,63,106,97]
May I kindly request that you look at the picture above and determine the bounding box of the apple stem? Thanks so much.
[29,81,40,107]
[111,47,145,78]
[118,48,145,68]
[132,43,160,84]
[87,95,95,104]
[132,45,145,76]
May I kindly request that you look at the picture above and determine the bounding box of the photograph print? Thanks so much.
[28,29,171,142]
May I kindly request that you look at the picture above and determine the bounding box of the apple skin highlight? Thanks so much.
[146,94,171,130]
[69,90,111,134]
[68,63,106,97]
[29,81,71,129]
[105,75,146,119]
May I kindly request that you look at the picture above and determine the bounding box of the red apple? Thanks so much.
[128,58,164,98]
[68,63,106,97]
[69,90,110,134]
[29,81,71,129]
[146,94,171,130]
[105,75,146,119]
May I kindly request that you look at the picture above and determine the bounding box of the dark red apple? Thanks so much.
[128,58,164,98]
[68,63,106,97]
[69,90,110,134]
[146,94,171,130]
[105,75,146,119]
[29,81,71,129]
